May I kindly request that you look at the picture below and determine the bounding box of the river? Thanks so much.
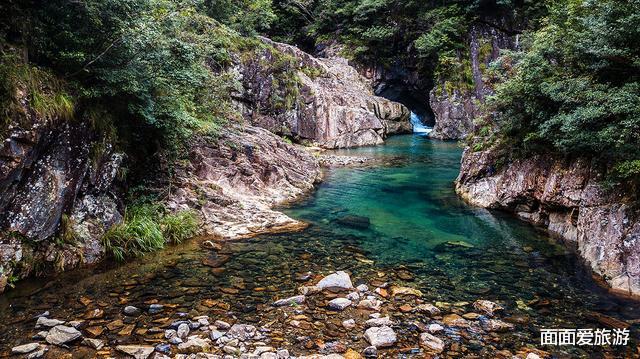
[0,134,637,357]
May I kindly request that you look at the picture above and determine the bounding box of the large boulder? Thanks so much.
[166,126,321,239]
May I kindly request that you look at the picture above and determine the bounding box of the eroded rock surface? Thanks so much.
[166,126,321,239]
[236,38,411,148]
[0,91,123,292]
[456,149,640,296]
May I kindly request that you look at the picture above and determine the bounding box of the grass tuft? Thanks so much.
[102,204,200,261]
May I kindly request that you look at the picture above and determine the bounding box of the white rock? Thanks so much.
[210,330,225,340]
[273,295,305,307]
[11,343,39,354]
[357,298,382,311]
[35,317,64,328]
[260,353,277,359]
[420,333,444,353]
[316,271,353,290]
[45,325,81,346]
[177,337,211,353]
[526,354,542,359]
[428,323,444,333]
[364,326,396,348]
[356,284,369,292]
[342,319,356,329]
[116,345,155,359]
[277,349,290,358]
[227,324,256,341]
[254,346,275,355]
[365,316,394,327]
[177,323,190,339]
[473,300,503,317]
[327,298,352,311]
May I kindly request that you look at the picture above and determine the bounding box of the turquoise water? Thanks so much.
[0,134,637,357]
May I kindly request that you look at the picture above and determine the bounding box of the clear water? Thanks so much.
[0,135,638,357]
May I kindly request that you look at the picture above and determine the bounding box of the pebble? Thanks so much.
[11,343,39,354]
[316,271,353,290]
[215,320,231,330]
[328,298,352,310]
[124,305,141,316]
[356,284,369,292]
[82,338,104,350]
[415,303,441,316]
[365,316,394,327]
[342,319,356,329]
[177,337,211,353]
[363,345,378,357]
[420,333,444,353]
[210,330,225,340]
[177,323,190,339]
[277,349,290,358]
[35,317,64,328]
[357,299,382,311]
[227,324,257,341]
[473,300,503,317]
[116,345,155,359]
[364,326,397,348]
[273,295,305,307]
[149,304,164,314]
[427,323,444,333]
[45,325,82,346]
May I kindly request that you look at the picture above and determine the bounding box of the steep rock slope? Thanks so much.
[456,150,640,297]
[236,38,411,148]
[429,23,517,140]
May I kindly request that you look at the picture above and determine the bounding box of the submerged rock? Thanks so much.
[35,317,64,328]
[45,325,82,346]
[364,326,397,348]
[420,333,445,353]
[335,215,371,229]
[273,295,306,307]
[473,300,503,317]
[116,345,155,359]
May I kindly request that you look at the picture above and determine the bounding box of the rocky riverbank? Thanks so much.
[0,34,411,293]
[456,149,640,298]
[5,266,561,359]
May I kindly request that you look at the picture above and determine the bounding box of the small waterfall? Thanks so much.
[410,112,432,134]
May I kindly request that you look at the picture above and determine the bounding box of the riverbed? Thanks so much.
[0,135,638,358]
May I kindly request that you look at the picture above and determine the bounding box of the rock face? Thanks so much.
[456,149,640,297]
[235,37,411,148]
[430,23,518,140]
[166,126,321,239]
[0,91,123,293]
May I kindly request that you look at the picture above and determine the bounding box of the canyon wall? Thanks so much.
[429,23,518,140]
[456,149,640,297]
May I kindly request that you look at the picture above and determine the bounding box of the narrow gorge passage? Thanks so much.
[1,135,637,357]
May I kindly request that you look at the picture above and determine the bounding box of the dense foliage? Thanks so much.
[486,0,640,187]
